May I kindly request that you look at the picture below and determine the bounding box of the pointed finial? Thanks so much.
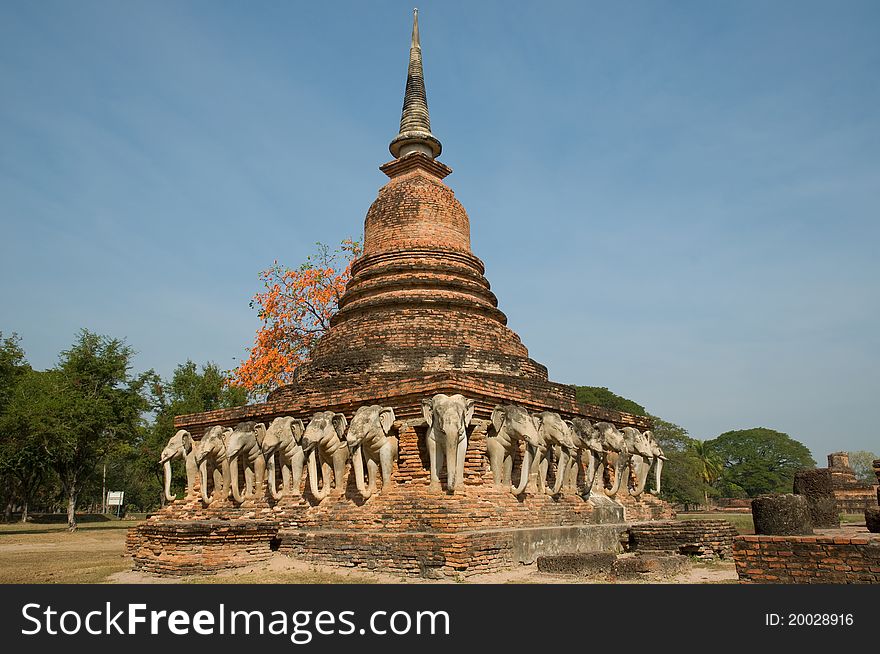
[412,8,420,48]
[389,8,442,159]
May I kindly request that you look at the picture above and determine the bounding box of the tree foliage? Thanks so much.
[847,450,879,485]
[230,240,361,396]
[28,330,151,530]
[574,386,647,417]
[705,428,816,497]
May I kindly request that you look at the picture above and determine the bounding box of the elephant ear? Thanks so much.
[378,407,396,435]
[421,398,434,427]
[291,419,305,440]
[490,406,506,434]
[181,431,193,453]
[464,398,476,426]
[254,423,267,446]
[331,413,348,438]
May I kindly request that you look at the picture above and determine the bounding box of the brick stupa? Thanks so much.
[130,10,670,578]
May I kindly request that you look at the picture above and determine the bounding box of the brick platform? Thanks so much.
[733,532,880,583]
[127,520,277,576]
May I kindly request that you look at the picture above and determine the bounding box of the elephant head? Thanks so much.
[194,425,232,504]
[226,421,268,504]
[490,404,540,495]
[627,429,667,496]
[301,411,348,501]
[533,412,578,495]
[593,422,629,496]
[262,416,306,500]
[346,405,396,498]
[159,429,194,502]
[422,394,475,492]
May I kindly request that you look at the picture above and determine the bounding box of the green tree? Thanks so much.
[647,417,704,508]
[706,428,815,497]
[0,369,52,521]
[0,332,31,521]
[690,440,723,507]
[847,451,879,485]
[38,330,150,530]
[574,386,647,417]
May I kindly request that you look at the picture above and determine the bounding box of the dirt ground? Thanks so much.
[0,521,738,584]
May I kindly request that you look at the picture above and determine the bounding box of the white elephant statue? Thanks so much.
[532,411,578,495]
[226,421,269,504]
[568,417,605,496]
[301,411,349,501]
[345,405,398,499]
[159,429,198,502]
[623,428,666,496]
[593,421,629,497]
[488,404,540,495]
[421,393,475,493]
[262,416,306,500]
[194,425,232,504]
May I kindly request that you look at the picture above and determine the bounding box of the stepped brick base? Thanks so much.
[145,376,673,577]
[127,520,277,576]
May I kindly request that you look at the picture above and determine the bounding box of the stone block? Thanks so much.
[536,552,616,576]
[751,494,813,536]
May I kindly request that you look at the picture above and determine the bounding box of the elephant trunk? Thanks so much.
[551,448,569,495]
[629,456,651,496]
[353,444,371,498]
[163,460,175,502]
[446,436,459,492]
[651,457,664,495]
[268,453,282,501]
[604,453,626,497]
[307,450,329,500]
[199,460,212,505]
[230,454,244,504]
[511,444,532,495]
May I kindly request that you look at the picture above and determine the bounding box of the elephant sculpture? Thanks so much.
[568,417,605,495]
[301,411,349,501]
[262,416,306,500]
[226,421,269,504]
[421,393,476,493]
[194,425,232,504]
[624,429,666,496]
[488,404,540,495]
[593,422,629,496]
[345,405,398,499]
[159,429,198,502]
[532,411,579,495]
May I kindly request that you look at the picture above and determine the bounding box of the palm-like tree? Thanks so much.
[690,440,723,508]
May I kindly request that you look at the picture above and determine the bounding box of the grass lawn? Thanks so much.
[0,521,135,583]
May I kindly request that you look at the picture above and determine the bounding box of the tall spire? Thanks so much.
[389,8,442,159]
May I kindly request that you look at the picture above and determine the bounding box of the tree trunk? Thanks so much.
[67,490,77,532]
[20,499,28,523]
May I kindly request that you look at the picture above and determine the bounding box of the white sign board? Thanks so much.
[107,491,124,507]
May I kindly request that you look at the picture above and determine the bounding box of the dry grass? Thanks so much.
[0,522,134,583]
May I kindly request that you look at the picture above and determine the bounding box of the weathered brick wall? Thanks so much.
[733,534,880,583]
[628,520,738,560]
[127,520,277,576]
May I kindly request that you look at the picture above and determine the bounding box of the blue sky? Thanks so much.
[1,1,878,460]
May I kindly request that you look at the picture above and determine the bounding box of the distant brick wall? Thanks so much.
[733,534,880,583]
[628,520,738,560]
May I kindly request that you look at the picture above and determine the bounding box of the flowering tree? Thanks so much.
[229,239,361,395]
